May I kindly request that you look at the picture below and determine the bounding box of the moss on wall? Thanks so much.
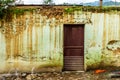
[0,7,35,21]
[64,6,120,13]
[0,5,120,71]
[1,6,120,22]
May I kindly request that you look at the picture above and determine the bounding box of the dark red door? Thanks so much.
[63,24,84,71]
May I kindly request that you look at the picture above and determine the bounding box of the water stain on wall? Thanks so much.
[0,6,120,72]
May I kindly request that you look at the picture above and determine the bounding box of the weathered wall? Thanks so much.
[64,11,120,69]
[0,6,120,72]
[84,13,120,69]
[0,10,63,73]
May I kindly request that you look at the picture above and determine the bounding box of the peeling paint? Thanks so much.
[107,40,120,49]
[0,6,120,72]
[84,13,120,69]
[107,40,120,54]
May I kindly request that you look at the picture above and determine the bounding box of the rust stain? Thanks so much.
[0,7,120,72]
[5,38,11,60]
[90,41,96,47]
[102,14,106,48]
[14,36,18,59]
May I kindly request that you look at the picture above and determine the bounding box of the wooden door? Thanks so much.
[63,24,84,71]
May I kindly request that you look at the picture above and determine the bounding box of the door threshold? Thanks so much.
[63,71,85,73]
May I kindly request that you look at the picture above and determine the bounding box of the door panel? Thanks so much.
[63,24,84,71]
[64,49,83,56]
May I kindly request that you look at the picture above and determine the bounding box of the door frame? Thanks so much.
[63,24,85,71]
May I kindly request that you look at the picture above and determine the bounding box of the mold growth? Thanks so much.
[0,7,35,22]
[85,43,102,69]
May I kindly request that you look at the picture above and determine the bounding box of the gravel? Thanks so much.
[0,71,120,80]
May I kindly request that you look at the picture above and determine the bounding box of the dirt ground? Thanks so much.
[0,70,120,80]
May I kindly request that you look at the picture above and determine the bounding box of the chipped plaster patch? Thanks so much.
[107,40,120,54]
